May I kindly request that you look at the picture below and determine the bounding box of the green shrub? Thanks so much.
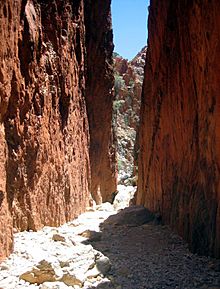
[114,74,125,95]
[118,159,123,171]
[113,52,120,58]
[128,79,135,87]
[113,100,125,111]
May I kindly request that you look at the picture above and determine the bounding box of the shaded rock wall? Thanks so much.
[137,0,220,258]
[0,0,92,259]
[85,0,117,204]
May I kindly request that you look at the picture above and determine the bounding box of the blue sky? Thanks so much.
[111,0,150,60]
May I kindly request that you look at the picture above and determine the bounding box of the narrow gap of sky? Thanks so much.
[111,0,150,60]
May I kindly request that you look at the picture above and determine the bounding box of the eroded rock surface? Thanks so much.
[0,1,91,259]
[137,0,220,258]
[85,0,117,204]
[0,0,116,259]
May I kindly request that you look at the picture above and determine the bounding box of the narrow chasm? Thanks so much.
[0,0,220,289]
[112,47,147,186]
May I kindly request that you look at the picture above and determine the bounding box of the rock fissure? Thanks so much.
[0,1,220,287]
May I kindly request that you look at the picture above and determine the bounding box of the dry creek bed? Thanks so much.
[0,185,219,289]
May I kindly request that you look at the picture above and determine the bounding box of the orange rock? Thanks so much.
[137,0,220,258]
[0,0,117,259]
[85,0,117,203]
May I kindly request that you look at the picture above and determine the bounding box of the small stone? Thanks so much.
[52,234,66,242]
[13,228,18,233]
[94,279,114,289]
[86,206,96,212]
[79,230,102,242]
[59,260,71,268]
[68,221,80,227]
[0,264,10,270]
[96,256,111,275]
[61,271,85,287]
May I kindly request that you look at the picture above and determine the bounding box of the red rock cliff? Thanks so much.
[84,0,117,204]
[0,0,114,260]
[137,0,220,257]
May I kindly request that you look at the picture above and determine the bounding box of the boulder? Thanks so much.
[96,256,111,275]
[20,259,63,284]
[105,206,154,226]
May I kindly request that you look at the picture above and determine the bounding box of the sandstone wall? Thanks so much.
[84,0,117,204]
[137,0,220,258]
[0,0,91,259]
[113,48,146,179]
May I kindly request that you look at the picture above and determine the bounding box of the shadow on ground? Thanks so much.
[84,206,220,289]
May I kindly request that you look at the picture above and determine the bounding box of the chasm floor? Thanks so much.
[0,185,219,289]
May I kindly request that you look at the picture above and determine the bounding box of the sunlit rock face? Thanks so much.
[0,0,91,254]
[84,0,117,204]
[137,0,220,258]
[0,0,116,259]
[113,48,146,181]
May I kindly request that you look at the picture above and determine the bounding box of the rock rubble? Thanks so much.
[0,186,219,289]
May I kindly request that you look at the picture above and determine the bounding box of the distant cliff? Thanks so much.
[113,47,146,181]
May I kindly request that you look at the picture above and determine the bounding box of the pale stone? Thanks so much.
[96,202,114,212]
[85,266,100,279]
[113,185,136,210]
[94,278,114,289]
[96,256,111,275]
[83,280,94,287]
[40,281,70,289]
